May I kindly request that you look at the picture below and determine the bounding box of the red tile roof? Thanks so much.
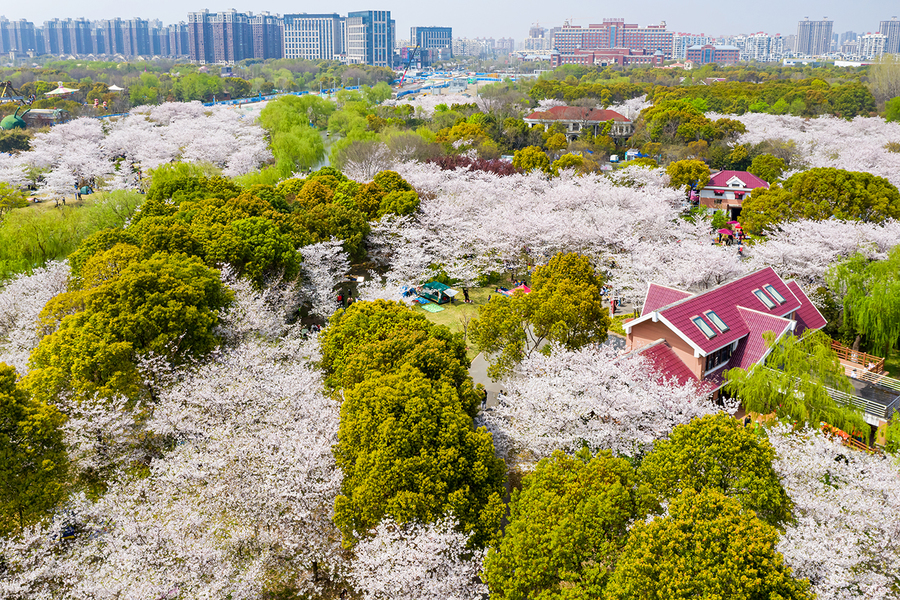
[785,281,828,335]
[627,269,830,390]
[642,283,692,316]
[635,339,700,387]
[655,267,801,355]
[524,106,630,122]
[730,307,794,370]
[707,170,770,190]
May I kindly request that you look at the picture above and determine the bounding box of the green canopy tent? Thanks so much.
[416,281,460,305]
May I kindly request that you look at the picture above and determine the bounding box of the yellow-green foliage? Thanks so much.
[25,252,232,402]
[607,489,812,600]
[484,449,654,599]
[322,300,506,548]
[0,363,69,534]
[637,413,792,526]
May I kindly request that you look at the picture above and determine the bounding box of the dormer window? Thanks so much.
[691,315,717,339]
[705,310,730,333]
[763,284,786,304]
[753,289,776,309]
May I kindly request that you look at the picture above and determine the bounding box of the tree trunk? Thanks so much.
[852,334,862,353]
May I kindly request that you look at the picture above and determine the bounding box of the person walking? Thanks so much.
[463,288,470,303]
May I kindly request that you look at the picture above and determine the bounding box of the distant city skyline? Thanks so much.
[2,0,897,41]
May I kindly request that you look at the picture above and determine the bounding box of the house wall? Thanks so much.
[626,320,704,379]
[698,188,751,210]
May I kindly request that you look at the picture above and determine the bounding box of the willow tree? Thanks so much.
[827,246,900,358]
[723,330,866,435]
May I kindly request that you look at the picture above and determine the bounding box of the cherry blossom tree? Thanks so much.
[216,265,299,342]
[767,424,900,600]
[478,345,729,470]
[0,337,347,599]
[298,238,351,319]
[607,95,653,120]
[349,517,487,600]
[0,261,69,373]
[0,103,273,193]
[382,93,482,117]
[745,219,900,288]
[715,112,900,188]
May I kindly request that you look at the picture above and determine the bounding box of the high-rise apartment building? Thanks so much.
[0,18,38,53]
[744,32,784,62]
[346,10,394,68]
[410,26,452,57]
[251,12,283,59]
[880,17,900,54]
[188,9,275,64]
[282,13,341,60]
[796,18,833,56]
[858,32,887,58]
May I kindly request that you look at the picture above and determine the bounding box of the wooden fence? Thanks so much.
[831,340,885,374]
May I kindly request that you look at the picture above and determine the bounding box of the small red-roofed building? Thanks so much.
[624,268,900,430]
[698,170,770,220]
[623,268,825,396]
[523,105,634,141]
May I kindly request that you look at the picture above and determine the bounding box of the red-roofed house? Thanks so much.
[523,106,634,141]
[698,170,770,220]
[623,268,825,396]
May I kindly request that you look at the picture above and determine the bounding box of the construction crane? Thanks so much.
[0,81,35,130]
[398,45,421,87]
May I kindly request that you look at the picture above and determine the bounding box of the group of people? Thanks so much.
[336,292,354,308]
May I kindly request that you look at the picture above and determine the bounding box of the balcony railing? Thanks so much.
[831,340,885,374]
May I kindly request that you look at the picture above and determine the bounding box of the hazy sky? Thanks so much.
[4,0,897,40]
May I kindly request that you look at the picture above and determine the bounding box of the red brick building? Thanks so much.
[553,19,673,58]
[550,47,664,67]
[685,44,740,65]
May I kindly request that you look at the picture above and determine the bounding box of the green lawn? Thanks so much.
[412,286,495,360]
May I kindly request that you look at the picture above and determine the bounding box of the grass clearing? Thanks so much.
[412,286,494,361]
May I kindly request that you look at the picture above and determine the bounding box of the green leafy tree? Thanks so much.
[26,253,232,401]
[0,130,31,153]
[470,252,611,379]
[67,228,140,283]
[0,363,68,534]
[724,330,866,434]
[271,125,326,176]
[606,489,812,600]
[377,190,419,218]
[710,210,728,231]
[483,449,653,600]
[638,413,792,526]
[0,182,28,219]
[748,153,786,184]
[512,146,552,175]
[332,364,506,548]
[827,246,900,357]
[666,159,710,193]
[205,217,300,285]
[740,167,900,233]
[885,96,900,122]
[544,132,568,157]
[551,153,586,175]
[320,300,474,403]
